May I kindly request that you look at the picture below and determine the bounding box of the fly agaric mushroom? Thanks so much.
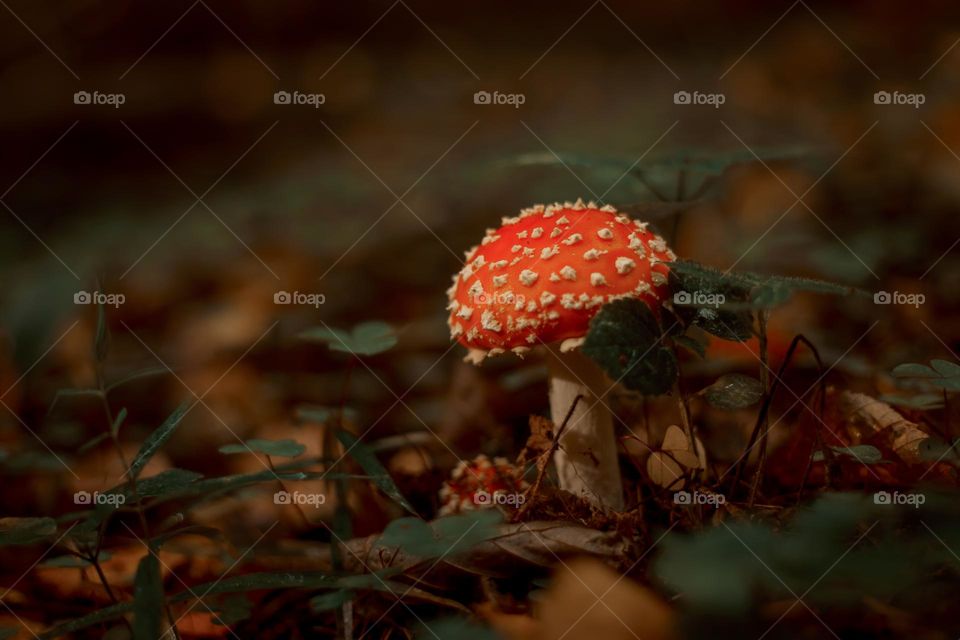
[439,455,528,515]
[446,200,676,511]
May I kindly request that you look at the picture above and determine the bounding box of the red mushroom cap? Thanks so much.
[446,200,676,362]
[438,454,528,515]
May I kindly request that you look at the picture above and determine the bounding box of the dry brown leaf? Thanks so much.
[646,425,701,488]
[340,521,630,577]
[836,392,928,464]
[533,557,675,640]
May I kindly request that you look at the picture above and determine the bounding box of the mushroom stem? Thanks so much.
[546,346,624,511]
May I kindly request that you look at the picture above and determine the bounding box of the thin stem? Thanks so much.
[95,359,180,639]
[748,311,771,507]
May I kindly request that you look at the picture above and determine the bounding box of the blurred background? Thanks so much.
[2,0,960,524]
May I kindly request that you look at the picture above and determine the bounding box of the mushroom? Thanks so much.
[439,454,528,515]
[446,199,676,511]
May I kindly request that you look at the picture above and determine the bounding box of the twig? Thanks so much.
[515,395,583,519]
[748,311,772,506]
[727,333,827,501]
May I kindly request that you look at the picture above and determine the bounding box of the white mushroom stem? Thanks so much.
[546,345,624,511]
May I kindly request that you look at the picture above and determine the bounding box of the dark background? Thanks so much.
[1,0,959,512]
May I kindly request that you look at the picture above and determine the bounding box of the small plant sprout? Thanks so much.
[446,200,676,510]
[439,455,528,515]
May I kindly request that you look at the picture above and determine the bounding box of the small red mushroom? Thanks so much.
[446,199,675,511]
[438,455,528,515]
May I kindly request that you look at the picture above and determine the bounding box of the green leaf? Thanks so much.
[48,388,104,414]
[893,360,960,392]
[932,359,960,378]
[812,445,884,464]
[310,589,354,612]
[155,469,308,503]
[0,628,17,640]
[172,572,344,597]
[132,553,163,640]
[673,334,707,358]
[77,432,111,454]
[296,405,360,425]
[300,321,397,356]
[219,438,306,458]
[380,510,502,560]
[128,402,190,480]
[700,373,764,409]
[40,551,112,568]
[210,593,252,625]
[879,393,944,411]
[668,260,859,339]
[918,437,960,464]
[334,430,416,514]
[416,616,501,640]
[582,298,677,395]
[0,517,57,546]
[95,302,109,363]
[667,262,754,341]
[106,367,172,393]
[39,603,133,639]
[111,407,128,438]
[135,468,203,497]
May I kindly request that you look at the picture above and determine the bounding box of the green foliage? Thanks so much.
[127,402,190,480]
[654,491,960,617]
[892,360,960,392]
[300,321,397,356]
[110,407,128,438]
[135,468,204,497]
[812,445,885,464]
[699,374,763,409]
[667,260,860,342]
[105,367,172,393]
[379,510,502,560]
[219,438,307,458]
[210,594,253,626]
[416,616,502,640]
[673,334,707,358]
[132,553,163,640]
[296,405,360,425]
[40,552,111,568]
[310,589,354,612]
[667,262,754,341]
[510,147,811,201]
[582,298,677,395]
[0,517,56,546]
[94,302,109,363]
[334,430,416,514]
[879,393,945,411]
[176,571,345,596]
[919,437,960,465]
